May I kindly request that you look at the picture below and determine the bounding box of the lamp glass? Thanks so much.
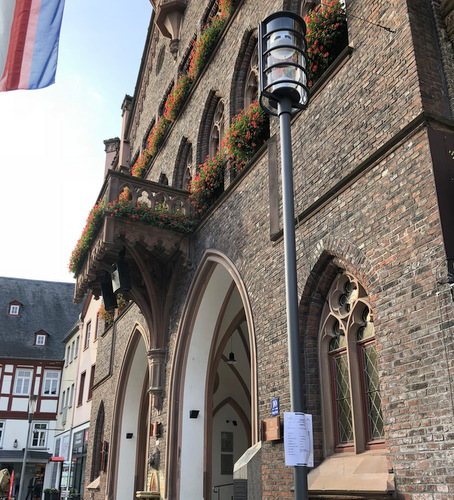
[259,12,309,115]
[28,395,37,413]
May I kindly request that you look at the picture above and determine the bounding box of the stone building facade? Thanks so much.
[73,0,454,498]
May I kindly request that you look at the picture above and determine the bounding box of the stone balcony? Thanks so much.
[73,170,195,306]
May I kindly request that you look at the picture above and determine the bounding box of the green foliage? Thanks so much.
[189,153,226,213]
[188,15,227,79]
[190,101,269,213]
[223,101,268,172]
[69,188,195,275]
[164,73,194,121]
[69,199,106,275]
[131,0,235,179]
[99,293,128,325]
[304,0,348,86]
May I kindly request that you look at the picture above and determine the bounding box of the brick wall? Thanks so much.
[85,0,454,498]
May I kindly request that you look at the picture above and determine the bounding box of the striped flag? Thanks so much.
[0,0,65,91]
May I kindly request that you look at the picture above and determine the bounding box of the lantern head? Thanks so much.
[259,11,310,115]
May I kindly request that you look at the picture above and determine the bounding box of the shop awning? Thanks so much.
[0,450,52,463]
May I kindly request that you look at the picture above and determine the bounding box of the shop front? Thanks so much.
[0,450,50,500]
[69,429,88,500]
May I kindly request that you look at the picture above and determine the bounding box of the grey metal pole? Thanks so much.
[277,96,308,500]
[18,414,34,500]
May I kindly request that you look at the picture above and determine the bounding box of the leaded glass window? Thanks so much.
[320,271,385,454]
[332,352,353,443]
[358,310,384,442]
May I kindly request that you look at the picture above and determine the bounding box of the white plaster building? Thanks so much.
[52,292,101,500]
[0,277,82,500]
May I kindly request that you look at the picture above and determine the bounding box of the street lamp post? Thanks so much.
[258,11,310,500]
[18,394,37,500]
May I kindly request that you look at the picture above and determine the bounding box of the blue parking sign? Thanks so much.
[271,397,279,416]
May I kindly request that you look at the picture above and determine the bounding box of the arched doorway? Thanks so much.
[166,251,257,499]
[109,330,149,500]
[209,310,251,499]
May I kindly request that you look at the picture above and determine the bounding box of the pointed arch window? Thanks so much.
[91,402,105,480]
[197,91,225,165]
[173,138,193,190]
[182,143,193,191]
[300,0,319,17]
[159,173,169,185]
[320,271,384,454]
[230,32,260,118]
[209,99,225,158]
[244,43,258,109]
[201,0,220,29]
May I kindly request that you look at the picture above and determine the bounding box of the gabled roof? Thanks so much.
[0,277,83,361]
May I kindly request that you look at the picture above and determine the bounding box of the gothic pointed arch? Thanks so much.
[299,241,378,462]
[173,137,193,190]
[196,90,224,166]
[299,249,391,497]
[158,80,174,117]
[158,173,169,185]
[165,250,258,500]
[143,118,156,151]
[106,325,150,500]
[201,0,220,29]
[283,0,301,12]
[319,269,384,454]
[229,29,259,118]
[178,34,197,76]
[91,400,105,481]
[299,0,319,16]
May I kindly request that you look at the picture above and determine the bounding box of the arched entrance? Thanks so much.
[209,308,251,499]
[108,329,149,500]
[166,251,258,499]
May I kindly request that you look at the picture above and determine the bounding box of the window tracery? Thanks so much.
[209,99,224,158]
[244,44,259,109]
[319,271,384,454]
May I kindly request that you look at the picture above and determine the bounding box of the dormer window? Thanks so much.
[8,301,21,316]
[34,330,48,346]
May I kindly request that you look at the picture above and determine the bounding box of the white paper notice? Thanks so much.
[284,412,314,467]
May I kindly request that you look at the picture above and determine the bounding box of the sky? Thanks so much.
[0,0,152,284]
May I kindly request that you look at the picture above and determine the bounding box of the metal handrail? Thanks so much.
[212,482,234,500]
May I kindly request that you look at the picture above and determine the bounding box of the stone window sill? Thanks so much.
[308,449,395,499]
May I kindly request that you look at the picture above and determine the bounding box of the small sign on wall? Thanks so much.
[271,397,279,416]
[262,416,281,441]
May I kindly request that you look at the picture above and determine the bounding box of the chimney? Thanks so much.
[103,138,120,177]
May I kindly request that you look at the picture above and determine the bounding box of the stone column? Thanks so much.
[147,348,167,412]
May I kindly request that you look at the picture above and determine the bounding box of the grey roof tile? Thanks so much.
[0,277,83,361]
